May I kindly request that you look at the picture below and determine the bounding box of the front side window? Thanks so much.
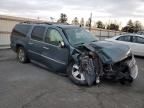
[45,28,63,46]
[117,35,131,42]
[31,26,46,41]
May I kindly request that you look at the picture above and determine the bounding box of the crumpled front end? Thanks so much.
[71,41,138,86]
[102,54,138,84]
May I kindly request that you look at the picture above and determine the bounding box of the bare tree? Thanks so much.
[121,20,142,33]
[57,13,68,23]
[107,23,119,31]
[127,20,134,27]
[134,21,142,32]
[72,17,79,25]
[85,18,91,27]
[96,21,105,29]
[80,18,84,27]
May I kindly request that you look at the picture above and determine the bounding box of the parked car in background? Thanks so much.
[106,34,144,56]
[137,31,144,35]
[11,22,138,86]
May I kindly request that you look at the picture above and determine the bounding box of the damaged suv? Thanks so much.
[11,22,138,86]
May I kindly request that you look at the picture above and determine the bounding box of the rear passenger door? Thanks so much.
[28,26,46,62]
[131,36,144,56]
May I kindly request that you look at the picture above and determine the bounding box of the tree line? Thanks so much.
[57,13,143,33]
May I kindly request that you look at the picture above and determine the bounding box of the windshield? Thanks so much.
[64,28,98,46]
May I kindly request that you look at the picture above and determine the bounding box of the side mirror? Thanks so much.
[59,41,65,48]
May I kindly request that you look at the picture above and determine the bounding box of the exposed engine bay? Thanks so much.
[72,43,138,86]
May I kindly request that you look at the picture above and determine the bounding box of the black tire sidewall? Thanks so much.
[17,47,29,63]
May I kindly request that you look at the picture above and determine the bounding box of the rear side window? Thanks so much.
[31,26,46,41]
[117,35,131,42]
[133,36,144,44]
[137,31,144,35]
[12,24,31,37]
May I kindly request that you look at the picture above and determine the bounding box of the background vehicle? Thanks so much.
[137,31,144,35]
[11,22,138,86]
[106,34,144,56]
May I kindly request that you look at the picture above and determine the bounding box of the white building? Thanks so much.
[0,15,43,49]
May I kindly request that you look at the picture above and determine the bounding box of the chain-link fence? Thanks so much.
[86,27,127,40]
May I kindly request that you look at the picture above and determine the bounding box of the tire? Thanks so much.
[67,62,87,85]
[17,47,29,63]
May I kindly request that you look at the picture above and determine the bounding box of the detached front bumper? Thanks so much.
[127,56,138,79]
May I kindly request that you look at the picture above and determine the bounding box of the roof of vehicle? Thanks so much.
[18,21,80,29]
[112,33,144,39]
[137,30,144,33]
[122,33,144,37]
[106,33,144,41]
[53,24,80,29]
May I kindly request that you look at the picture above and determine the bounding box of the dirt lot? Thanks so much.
[0,49,144,108]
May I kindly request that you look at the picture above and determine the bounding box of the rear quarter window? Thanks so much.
[133,36,144,44]
[12,24,31,37]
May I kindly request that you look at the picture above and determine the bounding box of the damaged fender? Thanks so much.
[71,45,103,86]
[70,42,138,86]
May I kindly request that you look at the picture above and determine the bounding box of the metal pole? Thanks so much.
[89,13,92,31]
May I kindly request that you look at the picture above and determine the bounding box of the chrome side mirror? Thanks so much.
[59,41,65,48]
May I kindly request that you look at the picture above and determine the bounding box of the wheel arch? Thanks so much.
[16,44,24,52]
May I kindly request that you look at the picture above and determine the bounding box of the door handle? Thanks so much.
[43,47,49,50]
[28,42,34,45]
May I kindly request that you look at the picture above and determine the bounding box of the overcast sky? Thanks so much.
[0,0,144,26]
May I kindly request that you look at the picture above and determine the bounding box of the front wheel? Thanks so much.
[17,47,29,63]
[67,62,87,85]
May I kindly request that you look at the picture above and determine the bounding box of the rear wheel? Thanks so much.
[17,47,29,63]
[67,62,87,85]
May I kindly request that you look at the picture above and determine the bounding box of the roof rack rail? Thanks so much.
[20,21,70,25]
[20,21,40,24]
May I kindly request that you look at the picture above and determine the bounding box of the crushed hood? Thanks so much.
[84,41,131,64]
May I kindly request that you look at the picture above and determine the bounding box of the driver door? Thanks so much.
[41,27,69,71]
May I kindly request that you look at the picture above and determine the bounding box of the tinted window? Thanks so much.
[117,36,131,42]
[31,26,45,41]
[133,36,144,44]
[137,31,144,35]
[45,28,63,46]
[133,36,137,43]
[12,24,31,37]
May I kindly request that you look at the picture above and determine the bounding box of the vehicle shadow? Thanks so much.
[30,60,68,77]
[29,60,135,87]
